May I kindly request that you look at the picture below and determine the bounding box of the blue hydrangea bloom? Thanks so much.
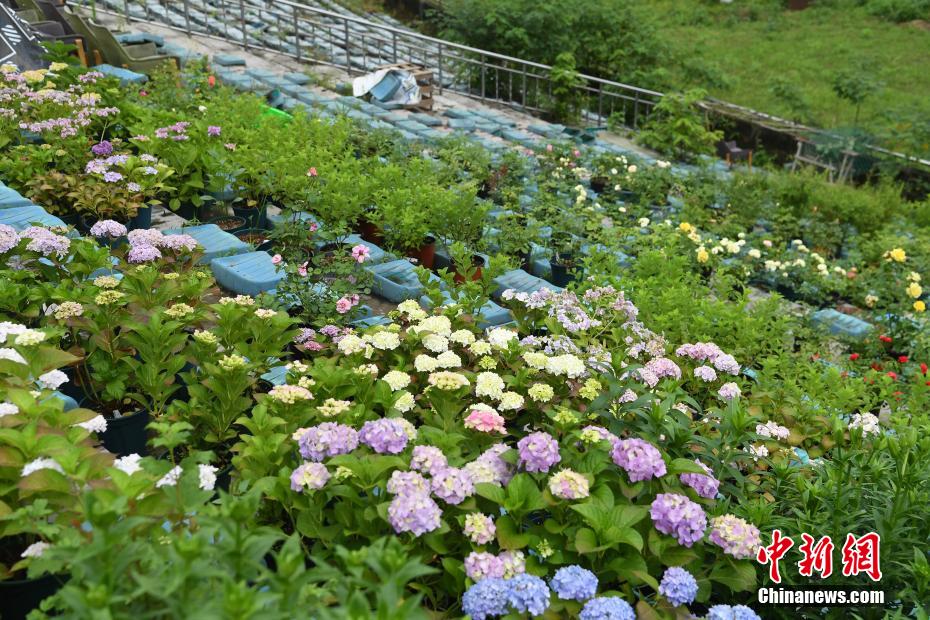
[658,566,698,606]
[706,604,762,620]
[579,596,636,620]
[550,565,598,601]
[462,577,509,620]
[504,573,551,616]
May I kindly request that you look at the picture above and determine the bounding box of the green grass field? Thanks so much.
[638,1,930,152]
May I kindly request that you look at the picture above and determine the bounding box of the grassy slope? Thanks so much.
[637,0,930,142]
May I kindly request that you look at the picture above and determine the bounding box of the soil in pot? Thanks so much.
[453,255,485,283]
[232,204,267,230]
[235,228,273,252]
[406,236,436,269]
[101,409,150,457]
[208,215,248,233]
[0,571,66,620]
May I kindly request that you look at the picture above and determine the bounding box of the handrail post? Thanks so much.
[392,31,398,63]
[184,0,191,35]
[240,0,248,50]
[343,18,351,72]
[437,43,443,95]
[293,7,301,62]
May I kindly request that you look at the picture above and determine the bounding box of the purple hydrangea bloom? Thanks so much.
[207,125,221,136]
[289,462,329,492]
[658,567,698,606]
[158,233,198,252]
[462,577,509,620]
[579,596,635,620]
[127,244,162,263]
[517,432,561,473]
[91,140,113,156]
[297,422,358,461]
[431,467,474,505]
[467,444,515,485]
[20,227,70,257]
[320,324,342,338]
[386,470,429,495]
[680,460,720,499]
[359,418,409,454]
[294,328,317,345]
[707,605,762,620]
[708,515,761,560]
[694,365,717,382]
[650,493,707,547]
[0,224,19,253]
[550,565,598,602]
[718,382,741,401]
[410,445,448,475]
[89,219,127,238]
[126,182,141,193]
[128,228,164,246]
[504,574,551,616]
[644,357,681,381]
[103,171,123,183]
[387,492,441,536]
[611,438,666,482]
[464,551,505,581]
[142,166,159,175]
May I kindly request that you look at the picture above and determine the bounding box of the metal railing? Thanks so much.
[76,0,663,129]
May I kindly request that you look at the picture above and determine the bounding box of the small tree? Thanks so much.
[636,89,723,162]
[832,67,879,127]
[546,52,585,124]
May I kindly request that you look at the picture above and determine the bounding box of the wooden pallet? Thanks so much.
[376,62,433,111]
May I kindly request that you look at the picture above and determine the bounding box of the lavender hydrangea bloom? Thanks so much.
[579,596,635,620]
[517,432,561,473]
[102,171,123,183]
[431,467,474,504]
[611,438,666,482]
[650,493,707,547]
[89,219,127,238]
[359,418,410,454]
[679,460,720,499]
[127,244,162,263]
[644,357,681,381]
[387,492,441,536]
[504,574,551,616]
[410,445,448,475]
[297,422,358,461]
[550,565,598,602]
[386,470,429,495]
[207,125,221,136]
[128,229,164,246]
[658,567,698,606]
[467,444,515,485]
[708,515,761,559]
[462,577,509,620]
[91,140,113,155]
[0,224,19,253]
[158,234,198,252]
[289,462,330,492]
[20,227,70,257]
[694,365,717,382]
[464,552,505,581]
[706,604,762,620]
[718,382,741,401]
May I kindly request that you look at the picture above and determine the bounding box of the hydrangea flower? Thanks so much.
[679,459,720,499]
[517,431,561,473]
[0,224,18,253]
[113,453,143,475]
[387,492,441,536]
[499,550,526,578]
[504,573,551,616]
[475,372,505,400]
[611,438,666,482]
[89,219,127,238]
[297,423,358,461]
[548,469,590,500]
[465,551,505,581]
[387,470,429,495]
[708,514,761,559]
[127,244,162,263]
[36,369,68,390]
[650,493,707,547]
[550,565,598,601]
[198,464,218,491]
[290,462,330,492]
[706,604,762,620]
[694,365,717,382]
[579,597,635,620]
[410,445,448,475]
[359,418,410,454]
[431,467,474,504]
[658,566,698,606]
[464,513,496,545]
[718,382,741,401]
[462,577,509,620]
[382,370,411,391]
[468,444,515,485]
[465,405,506,434]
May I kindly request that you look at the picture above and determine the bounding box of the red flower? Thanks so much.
[208,75,216,87]
[871,362,883,371]
[849,353,859,361]
[879,335,893,343]
[812,353,821,361]
[887,371,897,380]
[898,355,909,363]
[921,363,928,375]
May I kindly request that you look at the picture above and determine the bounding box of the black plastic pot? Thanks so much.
[207,215,248,234]
[176,202,205,221]
[101,410,150,457]
[130,205,152,231]
[0,572,66,620]
[58,212,81,232]
[232,204,266,230]
[235,228,273,252]
[549,259,578,288]
[516,250,533,272]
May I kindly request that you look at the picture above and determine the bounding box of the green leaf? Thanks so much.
[575,527,600,554]
[496,515,530,550]
[667,458,709,476]
[709,559,757,593]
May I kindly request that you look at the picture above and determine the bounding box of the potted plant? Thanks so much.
[376,185,438,268]
[495,211,542,271]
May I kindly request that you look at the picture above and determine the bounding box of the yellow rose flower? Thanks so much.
[914,300,926,313]
[906,282,922,299]
[696,247,709,264]
[678,222,692,233]
[887,248,907,263]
